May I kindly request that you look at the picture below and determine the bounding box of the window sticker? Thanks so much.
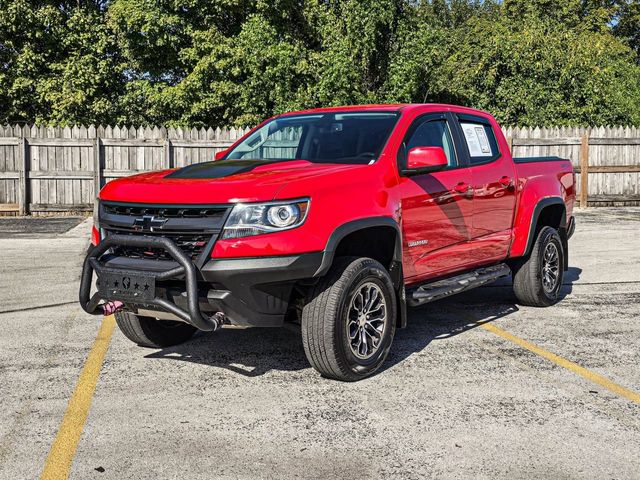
[461,123,492,157]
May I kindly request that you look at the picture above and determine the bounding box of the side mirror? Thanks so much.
[404,146,448,175]
[214,149,228,161]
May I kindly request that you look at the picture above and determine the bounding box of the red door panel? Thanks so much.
[469,151,517,263]
[400,168,473,281]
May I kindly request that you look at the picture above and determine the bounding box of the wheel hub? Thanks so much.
[347,282,387,360]
[542,242,560,294]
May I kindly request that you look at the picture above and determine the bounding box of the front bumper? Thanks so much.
[79,234,323,329]
[200,253,323,326]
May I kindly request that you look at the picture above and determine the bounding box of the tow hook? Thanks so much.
[102,301,124,316]
[210,312,226,331]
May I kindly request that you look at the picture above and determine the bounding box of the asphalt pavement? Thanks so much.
[0,209,638,479]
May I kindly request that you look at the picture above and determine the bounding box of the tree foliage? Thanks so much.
[1,0,639,127]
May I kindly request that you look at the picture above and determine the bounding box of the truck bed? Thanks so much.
[513,156,568,164]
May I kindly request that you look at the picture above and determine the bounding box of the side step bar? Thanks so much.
[407,263,511,307]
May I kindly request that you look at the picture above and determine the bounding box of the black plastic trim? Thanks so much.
[315,217,402,278]
[100,200,230,209]
[314,216,407,329]
[567,215,576,239]
[513,156,566,164]
[99,201,232,267]
[200,252,325,326]
[456,113,493,125]
[522,197,566,257]
[201,253,324,285]
[100,255,181,274]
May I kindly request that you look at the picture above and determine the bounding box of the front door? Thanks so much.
[452,114,517,264]
[398,114,473,281]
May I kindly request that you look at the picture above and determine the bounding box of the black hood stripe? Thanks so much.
[165,159,291,179]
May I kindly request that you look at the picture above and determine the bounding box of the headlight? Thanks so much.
[221,199,310,240]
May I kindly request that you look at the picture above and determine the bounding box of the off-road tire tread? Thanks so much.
[114,311,196,348]
[512,226,563,307]
[301,256,395,381]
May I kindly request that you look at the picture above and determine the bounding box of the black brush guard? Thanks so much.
[79,234,222,331]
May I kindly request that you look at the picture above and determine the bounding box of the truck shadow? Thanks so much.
[145,267,582,378]
[144,325,310,377]
[383,290,518,374]
[560,266,582,299]
[384,265,581,373]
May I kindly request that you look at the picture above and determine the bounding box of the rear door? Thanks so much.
[452,113,517,264]
[398,113,473,281]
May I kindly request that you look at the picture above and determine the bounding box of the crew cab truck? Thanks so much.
[80,104,576,381]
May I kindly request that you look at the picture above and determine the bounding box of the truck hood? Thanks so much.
[99,159,367,204]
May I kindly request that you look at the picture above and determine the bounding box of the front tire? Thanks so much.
[115,311,197,348]
[512,226,565,307]
[301,257,397,381]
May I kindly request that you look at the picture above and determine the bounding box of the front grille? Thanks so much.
[112,231,212,260]
[100,202,230,261]
[103,203,227,220]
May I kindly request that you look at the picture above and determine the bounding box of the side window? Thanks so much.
[405,119,457,168]
[459,121,500,164]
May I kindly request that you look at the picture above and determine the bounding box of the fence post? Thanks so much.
[580,133,590,208]
[18,137,29,216]
[164,139,173,169]
[93,137,102,198]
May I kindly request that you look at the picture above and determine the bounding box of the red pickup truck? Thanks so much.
[80,104,576,381]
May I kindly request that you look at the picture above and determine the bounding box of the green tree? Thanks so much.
[107,0,316,126]
[434,5,640,125]
[39,6,123,124]
[1,0,640,127]
[615,0,640,61]
[0,0,121,125]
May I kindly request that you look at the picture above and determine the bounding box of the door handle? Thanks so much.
[454,182,471,194]
[499,176,513,188]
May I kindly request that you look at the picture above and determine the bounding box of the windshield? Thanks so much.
[225,112,399,165]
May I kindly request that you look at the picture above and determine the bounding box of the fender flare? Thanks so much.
[314,216,402,276]
[522,197,566,257]
[314,216,408,328]
[520,197,569,270]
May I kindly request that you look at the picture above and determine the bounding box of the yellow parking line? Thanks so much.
[480,321,640,405]
[40,315,116,480]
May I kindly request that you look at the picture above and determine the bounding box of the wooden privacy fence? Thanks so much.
[0,125,250,214]
[504,126,640,208]
[0,124,639,214]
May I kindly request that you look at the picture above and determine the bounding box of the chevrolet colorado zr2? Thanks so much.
[80,104,576,381]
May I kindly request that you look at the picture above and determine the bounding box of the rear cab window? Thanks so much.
[455,114,501,165]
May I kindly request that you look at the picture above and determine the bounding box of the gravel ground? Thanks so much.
[0,209,638,479]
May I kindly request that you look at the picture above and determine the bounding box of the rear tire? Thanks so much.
[115,311,197,348]
[301,257,396,381]
[512,226,564,307]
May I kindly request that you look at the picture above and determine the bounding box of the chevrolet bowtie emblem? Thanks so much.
[133,215,168,232]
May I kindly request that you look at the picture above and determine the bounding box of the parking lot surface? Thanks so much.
[0,209,639,479]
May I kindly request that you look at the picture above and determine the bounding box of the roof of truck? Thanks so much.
[278,103,490,117]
